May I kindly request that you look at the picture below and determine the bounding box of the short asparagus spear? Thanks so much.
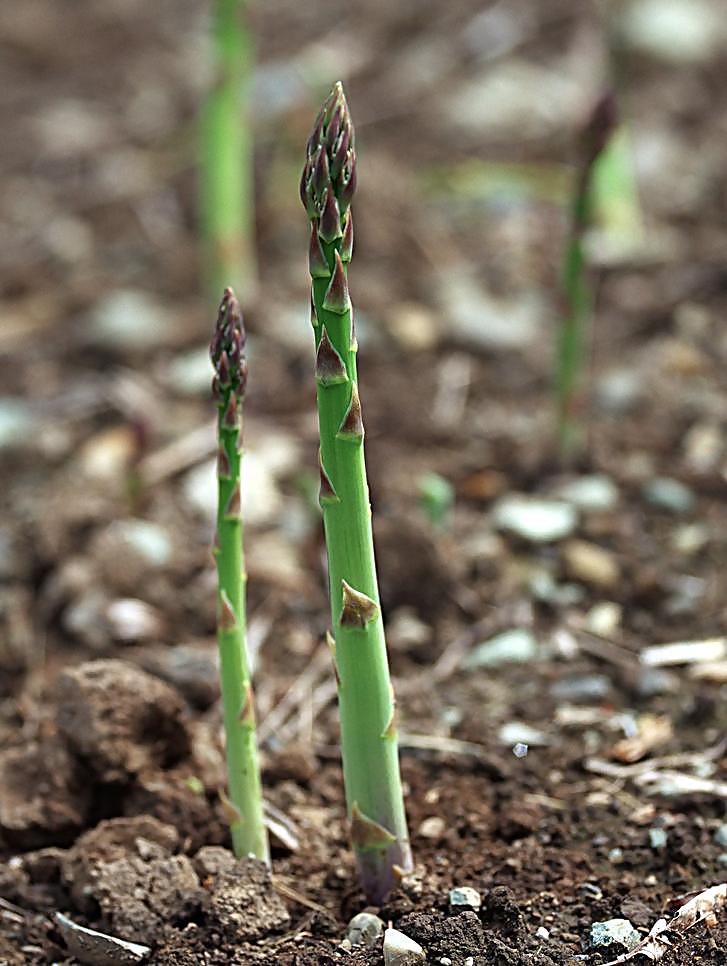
[301,83,412,903]
[210,288,268,862]
[555,91,617,458]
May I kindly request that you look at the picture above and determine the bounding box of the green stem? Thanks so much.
[302,84,412,903]
[211,291,268,862]
[200,0,256,301]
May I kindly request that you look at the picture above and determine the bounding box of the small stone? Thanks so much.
[608,848,624,864]
[671,523,709,555]
[563,540,620,589]
[346,912,385,948]
[648,828,667,850]
[449,886,481,910]
[643,477,695,514]
[440,959,452,965]
[498,722,549,747]
[418,816,446,839]
[88,290,174,350]
[550,675,610,702]
[493,496,577,543]
[464,629,537,669]
[464,959,474,966]
[622,0,723,64]
[590,918,640,951]
[383,928,425,966]
[0,398,37,450]
[536,926,550,940]
[55,912,151,965]
[513,743,528,758]
[585,602,622,637]
[555,475,619,512]
[165,347,216,396]
[718,853,727,867]
[595,368,642,414]
[714,824,727,847]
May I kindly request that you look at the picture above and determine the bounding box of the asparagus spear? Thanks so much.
[210,288,268,862]
[200,0,256,301]
[300,83,412,903]
[556,91,617,458]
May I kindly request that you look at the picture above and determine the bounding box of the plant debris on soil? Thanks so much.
[2,1,727,964]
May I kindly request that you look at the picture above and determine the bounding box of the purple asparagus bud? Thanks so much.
[580,91,618,171]
[210,288,248,402]
[300,82,357,224]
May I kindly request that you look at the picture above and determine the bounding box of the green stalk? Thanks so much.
[555,92,617,459]
[300,83,412,904]
[210,288,268,862]
[200,0,256,301]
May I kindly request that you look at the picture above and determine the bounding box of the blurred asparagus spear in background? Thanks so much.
[210,288,268,862]
[200,0,256,301]
[300,83,413,903]
[555,91,617,459]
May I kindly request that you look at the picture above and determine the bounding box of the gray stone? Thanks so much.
[621,0,725,64]
[464,629,537,669]
[648,828,667,850]
[346,912,385,948]
[493,496,577,543]
[88,290,174,350]
[643,477,695,513]
[714,824,727,847]
[449,886,481,910]
[383,927,425,966]
[555,474,619,512]
[550,675,610,702]
[536,926,550,940]
[498,721,549,747]
[590,918,640,951]
[0,398,36,449]
[55,912,151,965]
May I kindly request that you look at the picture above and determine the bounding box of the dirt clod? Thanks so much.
[205,855,290,941]
[62,816,201,944]
[56,659,189,781]
[0,740,90,849]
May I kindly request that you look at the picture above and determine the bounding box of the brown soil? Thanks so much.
[2,1,727,964]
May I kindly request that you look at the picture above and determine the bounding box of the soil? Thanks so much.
[2,1,727,964]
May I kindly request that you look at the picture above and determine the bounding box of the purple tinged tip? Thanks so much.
[309,223,330,278]
[340,211,354,262]
[224,481,241,518]
[322,251,350,314]
[315,326,348,385]
[223,393,239,430]
[217,444,231,479]
[336,382,364,441]
[581,90,618,167]
[318,186,342,243]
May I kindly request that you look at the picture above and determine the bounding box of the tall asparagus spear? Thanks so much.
[300,83,412,903]
[200,0,256,301]
[210,288,268,862]
[555,91,617,458]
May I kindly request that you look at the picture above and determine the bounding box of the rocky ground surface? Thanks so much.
[2,0,727,963]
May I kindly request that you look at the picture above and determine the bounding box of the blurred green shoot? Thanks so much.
[590,125,643,247]
[418,472,454,528]
[555,92,617,460]
[200,0,256,302]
